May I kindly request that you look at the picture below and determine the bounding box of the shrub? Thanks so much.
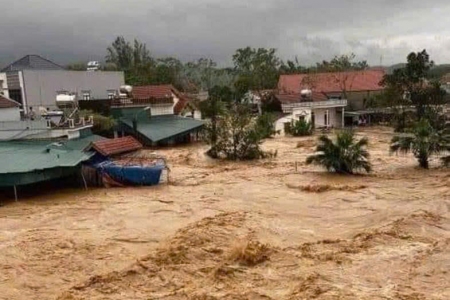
[78,110,116,134]
[291,119,313,136]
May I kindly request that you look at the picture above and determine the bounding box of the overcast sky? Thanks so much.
[1,0,450,67]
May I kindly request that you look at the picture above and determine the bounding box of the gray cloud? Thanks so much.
[1,0,450,67]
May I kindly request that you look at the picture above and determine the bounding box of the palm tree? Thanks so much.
[306,130,372,174]
[390,118,447,169]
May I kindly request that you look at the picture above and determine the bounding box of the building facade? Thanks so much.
[1,70,125,114]
[0,55,125,115]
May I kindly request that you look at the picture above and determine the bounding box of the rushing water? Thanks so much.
[1,127,449,299]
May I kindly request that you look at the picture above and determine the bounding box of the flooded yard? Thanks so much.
[0,127,449,299]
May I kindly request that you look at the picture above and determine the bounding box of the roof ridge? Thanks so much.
[1,54,65,72]
[29,54,66,70]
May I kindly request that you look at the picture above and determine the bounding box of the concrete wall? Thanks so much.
[314,108,341,128]
[22,70,125,110]
[0,120,49,140]
[0,107,20,121]
[275,107,343,135]
[151,104,174,116]
[275,115,295,136]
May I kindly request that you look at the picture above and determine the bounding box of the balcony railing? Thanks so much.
[282,99,347,112]
[111,97,173,107]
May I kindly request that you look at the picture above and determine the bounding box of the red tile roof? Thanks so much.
[173,93,198,115]
[0,95,21,108]
[278,70,385,94]
[276,92,328,104]
[132,84,177,100]
[91,136,143,157]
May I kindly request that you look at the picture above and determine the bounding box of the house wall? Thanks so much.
[314,108,341,128]
[22,70,125,110]
[0,120,49,140]
[0,107,20,121]
[194,110,202,120]
[151,104,174,116]
[275,107,343,135]
[275,108,312,135]
[275,115,295,136]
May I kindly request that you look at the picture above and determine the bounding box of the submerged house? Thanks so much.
[109,85,204,146]
[0,134,104,199]
[275,70,385,133]
[0,93,102,197]
[84,136,169,187]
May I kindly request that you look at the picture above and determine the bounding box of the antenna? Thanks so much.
[380,55,383,66]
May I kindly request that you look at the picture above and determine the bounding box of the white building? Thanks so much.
[0,95,21,122]
[275,90,347,135]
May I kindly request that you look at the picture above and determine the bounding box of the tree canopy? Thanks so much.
[232,47,281,95]
[380,50,446,120]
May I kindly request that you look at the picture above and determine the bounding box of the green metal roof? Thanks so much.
[0,135,104,174]
[121,115,204,142]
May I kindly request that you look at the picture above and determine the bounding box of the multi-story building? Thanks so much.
[1,55,124,115]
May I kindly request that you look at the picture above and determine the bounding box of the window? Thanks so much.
[107,90,116,100]
[8,89,22,104]
[82,91,91,100]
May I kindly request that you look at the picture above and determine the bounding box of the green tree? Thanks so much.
[315,53,369,72]
[205,102,275,160]
[255,113,277,138]
[232,47,281,98]
[306,130,372,174]
[66,62,87,71]
[105,36,154,85]
[153,57,183,88]
[304,53,369,99]
[280,57,306,74]
[390,118,448,169]
[380,50,446,120]
[78,110,116,135]
[200,86,232,158]
[180,58,236,92]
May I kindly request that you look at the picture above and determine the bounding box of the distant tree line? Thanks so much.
[66,36,371,94]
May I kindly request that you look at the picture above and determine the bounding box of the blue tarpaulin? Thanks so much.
[96,161,164,186]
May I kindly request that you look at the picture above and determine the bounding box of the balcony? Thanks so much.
[282,99,347,112]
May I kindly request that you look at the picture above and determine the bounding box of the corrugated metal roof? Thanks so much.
[91,136,142,156]
[121,115,204,142]
[0,135,104,174]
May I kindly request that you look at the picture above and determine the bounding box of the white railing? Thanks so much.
[282,99,347,112]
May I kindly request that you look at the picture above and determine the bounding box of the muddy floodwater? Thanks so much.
[0,127,449,300]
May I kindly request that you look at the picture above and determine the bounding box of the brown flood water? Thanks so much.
[0,127,449,300]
